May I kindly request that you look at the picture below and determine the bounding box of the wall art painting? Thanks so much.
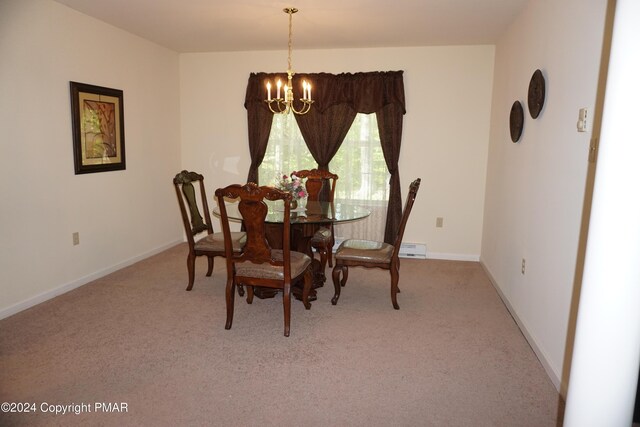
[70,81,125,174]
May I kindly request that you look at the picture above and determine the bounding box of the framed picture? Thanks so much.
[70,81,125,174]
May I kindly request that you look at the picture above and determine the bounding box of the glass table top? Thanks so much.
[213,200,370,225]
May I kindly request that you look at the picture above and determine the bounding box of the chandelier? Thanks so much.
[265,7,313,115]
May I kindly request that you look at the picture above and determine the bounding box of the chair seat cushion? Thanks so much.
[310,226,332,245]
[335,239,394,263]
[236,250,311,281]
[195,232,246,253]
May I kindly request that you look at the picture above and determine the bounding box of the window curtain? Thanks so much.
[294,104,357,170]
[245,103,274,184]
[294,104,357,201]
[376,103,404,243]
[244,71,406,243]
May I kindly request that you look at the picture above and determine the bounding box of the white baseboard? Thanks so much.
[427,252,480,262]
[0,240,182,320]
[479,259,563,395]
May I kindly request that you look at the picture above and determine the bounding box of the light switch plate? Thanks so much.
[577,108,588,132]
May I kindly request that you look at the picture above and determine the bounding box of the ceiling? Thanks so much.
[52,0,529,53]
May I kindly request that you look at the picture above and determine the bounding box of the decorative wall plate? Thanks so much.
[510,101,524,143]
[528,69,545,119]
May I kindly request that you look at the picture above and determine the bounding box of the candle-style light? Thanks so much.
[265,8,313,115]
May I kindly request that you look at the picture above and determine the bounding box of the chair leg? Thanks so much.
[311,242,327,284]
[283,283,291,337]
[225,278,235,330]
[186,252,196,291]
[331,264,348,305]
[237,284,245,297]
[340,263,348,287]
[246,285,254,304]
[326,224,335,268]
[302,267,312,310]
[390,264,400,310]
[336,246,348,287]
[317,246,327,273]
[206,256,214,277]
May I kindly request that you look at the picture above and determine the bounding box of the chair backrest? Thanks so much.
[291,169,338,203]
[173,170,213,246]
[392,178,421,258]
[215,183,294,277]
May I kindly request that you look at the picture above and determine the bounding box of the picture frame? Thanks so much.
[70,81,125,174]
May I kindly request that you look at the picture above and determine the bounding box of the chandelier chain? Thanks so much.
[264,7,313,115]
[287,9,293,72]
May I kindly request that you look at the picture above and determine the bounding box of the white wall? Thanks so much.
[180,45,495,260]
[481,0,608,393]
[0,0,183,317]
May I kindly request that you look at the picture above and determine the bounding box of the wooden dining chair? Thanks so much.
[215,182,313,337]
[291,169,339,272]
[173,170,246,291]
[331,178,421,309]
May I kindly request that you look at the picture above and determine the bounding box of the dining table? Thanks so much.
[213,199,370,300]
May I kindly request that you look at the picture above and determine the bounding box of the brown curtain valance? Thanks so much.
[244,71,406,114]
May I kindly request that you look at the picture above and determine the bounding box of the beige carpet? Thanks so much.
[1,243,562,426]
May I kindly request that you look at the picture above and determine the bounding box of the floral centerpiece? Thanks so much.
[276,174,307,207]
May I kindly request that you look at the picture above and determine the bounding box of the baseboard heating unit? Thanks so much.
[398,242,427,259]
[333,240,427,260]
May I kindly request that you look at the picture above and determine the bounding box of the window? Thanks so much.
[330,114,389,243]
[330,114,389,203]
[259,113,390,242]
[259,114,315,186]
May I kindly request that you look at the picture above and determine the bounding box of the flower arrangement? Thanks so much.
[276,174,307,200]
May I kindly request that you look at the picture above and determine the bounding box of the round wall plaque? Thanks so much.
[528,69,545,119]
[510,101,524,143]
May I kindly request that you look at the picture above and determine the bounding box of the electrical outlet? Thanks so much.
[521,258,526,275]
[436,217,444,228]
[72,232,80,246]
